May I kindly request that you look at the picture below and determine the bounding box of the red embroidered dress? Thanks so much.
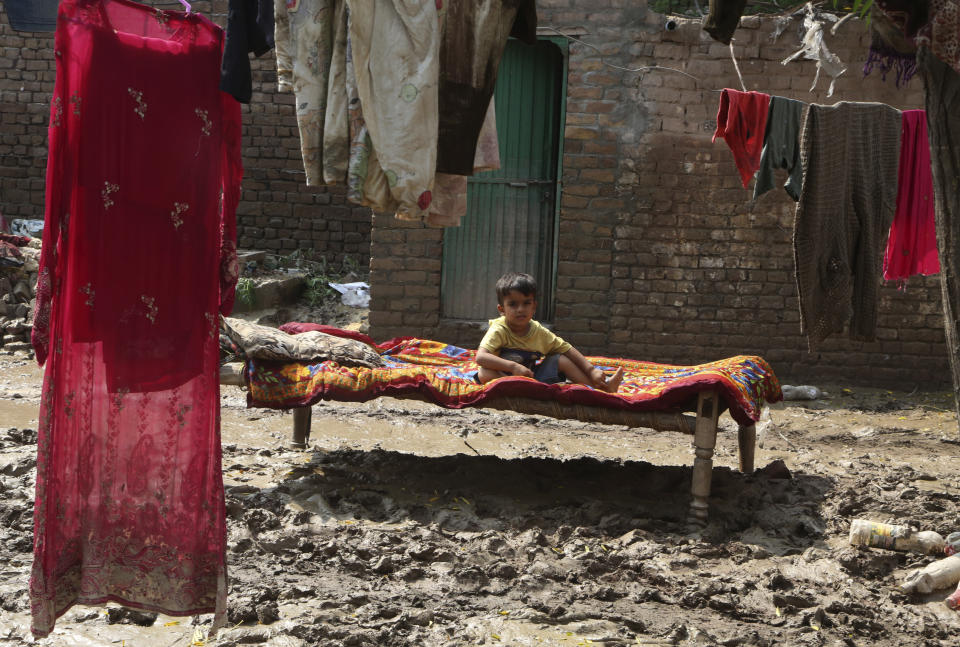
[30,0,242,636]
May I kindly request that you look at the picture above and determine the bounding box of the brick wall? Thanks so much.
[369,5,950,389]
[3,2,947,389]
[0,0,371,265]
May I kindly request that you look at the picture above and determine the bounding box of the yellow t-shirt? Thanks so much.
[478,317,571,357]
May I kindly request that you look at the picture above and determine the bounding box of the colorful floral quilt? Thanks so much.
[245,330,782,426]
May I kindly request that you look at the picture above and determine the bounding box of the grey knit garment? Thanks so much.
[793,102,901,351]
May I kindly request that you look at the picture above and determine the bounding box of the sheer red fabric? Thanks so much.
[30,0,242,637]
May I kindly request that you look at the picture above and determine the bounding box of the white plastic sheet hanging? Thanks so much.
[781,3,847,97]
[329,281,370,308]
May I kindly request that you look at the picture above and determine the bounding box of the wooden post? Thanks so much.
[737,424,756,474]
[920,47,960,434]
[218,362,246,386]
[292,406,311,449]
[688,390,720,526]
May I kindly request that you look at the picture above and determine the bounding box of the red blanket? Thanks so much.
[247,326,782,426]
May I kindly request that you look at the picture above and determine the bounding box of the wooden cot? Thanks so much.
[222,333,778,527]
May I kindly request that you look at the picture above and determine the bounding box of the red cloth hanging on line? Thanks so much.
[883,109,940,282]
[29,0,242,636]
[712,88,770,189]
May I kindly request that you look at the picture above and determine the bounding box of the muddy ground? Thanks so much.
[2,340,960,645]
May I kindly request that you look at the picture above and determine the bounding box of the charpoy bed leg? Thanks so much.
[292,406,312,449]
[688,390,720,526]
[737,423,756,474]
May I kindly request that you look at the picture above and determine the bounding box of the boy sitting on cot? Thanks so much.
[476,272,624,393]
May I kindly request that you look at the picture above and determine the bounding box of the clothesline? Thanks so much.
[712,88,940,354]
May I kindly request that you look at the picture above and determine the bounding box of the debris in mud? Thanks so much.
[901,554,960,594]
[1,360,960,645]
[849,518,946,554]
[105,606,157,626]
[780,385,821,400]
[0,237,38,353]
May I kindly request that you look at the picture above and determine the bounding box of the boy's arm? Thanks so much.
[477,347,534,378]
[562,347,607,388]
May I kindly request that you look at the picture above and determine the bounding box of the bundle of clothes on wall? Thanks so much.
[713,88,940,353]
[219,0,536,228]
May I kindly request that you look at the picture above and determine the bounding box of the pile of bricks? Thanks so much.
[0,236,38,353]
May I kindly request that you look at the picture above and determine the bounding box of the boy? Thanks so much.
[475,272,624,393]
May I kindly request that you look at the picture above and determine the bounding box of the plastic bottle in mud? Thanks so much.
[780,385,821,400]
[947,580,960,610]
[848,519,945,555]
[945,532,960,556]
[901,554,960,594]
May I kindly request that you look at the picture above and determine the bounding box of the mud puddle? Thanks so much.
[0,400,37,430]
[2,348,960,646]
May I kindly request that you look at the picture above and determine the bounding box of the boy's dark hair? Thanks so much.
[495,272,537,304]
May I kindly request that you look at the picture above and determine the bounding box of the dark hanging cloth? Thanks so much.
[436,0,537,176]
[256,0,274,47]
[793,102,901,351]
[753,96,805,202]
[873,0,960,76]
[702,0,747,45]
[874,0,930,38]
[3,0,59,31]
[219,0,275,104]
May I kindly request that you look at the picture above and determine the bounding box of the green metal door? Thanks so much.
[441,38,565,322]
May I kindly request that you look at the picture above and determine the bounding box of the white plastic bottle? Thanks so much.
[780,384,821,400]
[946,532,960,556]
[901,555,960,594]
[947,580,960,610]
[848,519,945,555]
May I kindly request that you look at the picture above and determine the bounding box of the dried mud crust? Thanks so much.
[233,299,370,336]
[1,349,959,646]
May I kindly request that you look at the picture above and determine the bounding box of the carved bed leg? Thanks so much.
[738,424,756,474]
[688,390,720,526]
[292,406,312,449]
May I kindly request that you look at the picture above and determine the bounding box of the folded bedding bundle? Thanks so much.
[222,317,383,368]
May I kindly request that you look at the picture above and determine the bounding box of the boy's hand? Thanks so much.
[510,362,534,378]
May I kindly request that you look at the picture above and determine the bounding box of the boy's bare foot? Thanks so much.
[603,367,624,393]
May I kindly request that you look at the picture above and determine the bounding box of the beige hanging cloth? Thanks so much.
[273,0,350,186]
[345,0,440,220]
